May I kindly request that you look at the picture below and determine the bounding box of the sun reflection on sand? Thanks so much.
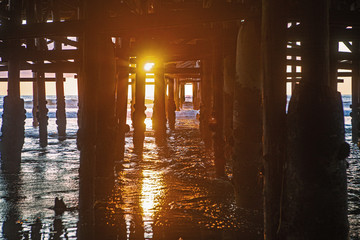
[141,169,164,238]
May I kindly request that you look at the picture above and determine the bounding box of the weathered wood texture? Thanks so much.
[261,0,287,239]
[233,18,263,212]
[37,70,48,148]
[133,60,147,151]
[212,37,226,177]
[78,2,117,239]
[192,82,200,110]
[167,77,176,130]
[352,41,360,143]
[0,0,25,171]
[115,38,130,161]
[200,57,213,149]
[284,0,349,239]
[174,78,181,111]
[223,37,236,167]
[153,60,167,142]
[54,8,67,141]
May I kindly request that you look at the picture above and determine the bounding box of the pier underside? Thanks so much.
[0,0,360,239]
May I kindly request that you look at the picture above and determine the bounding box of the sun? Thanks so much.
[144,62,155,72]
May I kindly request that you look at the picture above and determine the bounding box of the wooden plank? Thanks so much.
[1,49,79,61]
[0,62,79,72]
[0,77,61,82]
[0,20,83,39]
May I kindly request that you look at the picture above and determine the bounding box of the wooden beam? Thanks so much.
[0,77,62,82]
[0,62,79,73]
[48,36,79,47]
[330,10,360,27]
[0,20,83,39]
[0,4,249,40]
[0,49,79,61]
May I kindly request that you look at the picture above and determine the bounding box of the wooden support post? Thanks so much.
[26,0,38,129]
[329,39,338,91]
[37,70,48,148]
[54,8,66,141]
[174,78,180,111]
[153,60,167,142]
[115,37,130,161]
[211,37,226,177]
[167,77,176,130]
[133,60,146,151]
[180,82,185,108]
[284,0,349,239]
[352,41,359,143]
[55,73,66,140]
[192,82,199,110]
[261,0,287,238]
[0,0,25,172]
[233,17,263,224]
[131,79,136,125]
[32,81,39,127]
[78,27,97,238]
[200,57,213,149]
[95,36,117,198]
[79,2,118,238]
[223,27,236,170]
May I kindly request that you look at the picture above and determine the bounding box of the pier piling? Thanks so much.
[200,57,213,149]
[284,0,349,238]
[153,60,167,142]
[115,38,130,161]
[212,37,226,177]
[233,17,263,214]
[133,59,147,151]
[167,77,176,130]
[0,0,25,171]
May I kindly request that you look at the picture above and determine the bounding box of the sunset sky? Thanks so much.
[0,42,354,96]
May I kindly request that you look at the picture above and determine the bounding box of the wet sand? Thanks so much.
[0,100,359,239]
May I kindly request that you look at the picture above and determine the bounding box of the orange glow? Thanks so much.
[141,169,163,219]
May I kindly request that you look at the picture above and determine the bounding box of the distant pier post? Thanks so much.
[284,0,349,239]
[130,78,136,125]
[352,41,359,143]
[32,81,39,127]
[37,70,48,148]
[174,78,180,111]
[153,60,167,142]
[115,37,130,161]
[180,82,185,109]
[55,73,66,141]
[192,82,199,110]
[233,17,263,219]
[0,0,25,171]
[200,57,213,149]
[27,0,38,128]
[54,9,66,141]
[133,60,147,151]
[167,77,176,130]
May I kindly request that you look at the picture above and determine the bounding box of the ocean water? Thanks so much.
[0,95,358,239]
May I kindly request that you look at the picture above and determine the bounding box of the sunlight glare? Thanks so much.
[144,62,155,72]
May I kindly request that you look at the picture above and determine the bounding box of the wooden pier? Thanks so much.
[0,0,359,239]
